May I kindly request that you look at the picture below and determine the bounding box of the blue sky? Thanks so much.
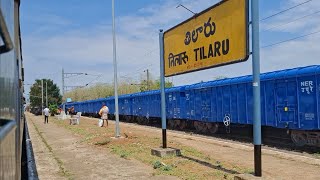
[21,0,320,96]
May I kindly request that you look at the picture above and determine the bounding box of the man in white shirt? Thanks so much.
[43,107,50,124]
[99,104,109,127]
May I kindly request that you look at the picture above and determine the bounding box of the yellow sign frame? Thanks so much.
[164,0,249,77]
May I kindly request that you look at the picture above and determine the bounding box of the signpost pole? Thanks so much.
[251,0,262,177]
[159,29,167,148]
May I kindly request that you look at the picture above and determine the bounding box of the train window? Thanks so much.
[0,8,14,54]
[180,92,186,97]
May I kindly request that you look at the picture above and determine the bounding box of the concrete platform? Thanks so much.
[234,174,268,180]
[151,147,181,157]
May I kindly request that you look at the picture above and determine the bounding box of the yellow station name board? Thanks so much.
[164,0,249,77]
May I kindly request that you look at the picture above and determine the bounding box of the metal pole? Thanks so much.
[46,81,48,107]
[251,0,262,177]
[41,79,44,111]
[62,68,66,115]
[62,68,64,96]
[147,69,149,90]
[159,29,167,148]
[112,0,120,137]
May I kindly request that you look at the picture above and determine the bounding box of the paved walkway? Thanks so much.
[26,113,177,180]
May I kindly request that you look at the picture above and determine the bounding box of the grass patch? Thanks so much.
[53,116,252,180]
[313,152,320,158]
[216,161,222,168]
[94,138,111,146]
[243,169,255,175]
[110,145,132,159]
[162,164,173,171]
[153,160,162,169]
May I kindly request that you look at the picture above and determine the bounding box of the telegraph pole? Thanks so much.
[62,68,65,114]
[62,68,64,96]
[146,69,149,90]
[46,81,48,107]
[41,79,44,111]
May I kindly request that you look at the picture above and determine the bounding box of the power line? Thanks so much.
[261,29,320,48]
[260,0,313,21]
[120,63,154,78]
[176,4,197,15]
[84,74,103,86]
[263,9,320,31]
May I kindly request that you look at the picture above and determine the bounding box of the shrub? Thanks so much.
[49,104,58,116]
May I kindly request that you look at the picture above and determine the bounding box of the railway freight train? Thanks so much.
[0,0,33,179]
[64,65,320,147]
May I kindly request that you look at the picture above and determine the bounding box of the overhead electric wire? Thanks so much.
[263,9,320,31]
[84,74,103,86]
[84,73,102,77]
[261,29,320,48]
[120,63,154,78]
[260,0,313,21]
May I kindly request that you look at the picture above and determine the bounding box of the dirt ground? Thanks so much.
[26,113,178,180]
[27,112,320,180]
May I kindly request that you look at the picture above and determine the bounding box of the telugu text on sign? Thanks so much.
[164,0,249,77]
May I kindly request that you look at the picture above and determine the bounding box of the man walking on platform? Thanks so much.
[43,107,50,124]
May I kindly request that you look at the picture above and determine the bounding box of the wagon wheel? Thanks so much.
[124,115,132,122]
[199,122,209,134]
[194,121,200,132]
[137,116,144,124]
[194,121,205,133]
[167,119,175,129]
[291,130,307,147]
[200,122,207,133]
[178,120,187,130]
[206,122,219,134]
[174,120,181,129]
[143,117,149,125]
[132,116,137,123]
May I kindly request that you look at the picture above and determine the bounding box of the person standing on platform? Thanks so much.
[99,104,109,127]
[43,107,50,124]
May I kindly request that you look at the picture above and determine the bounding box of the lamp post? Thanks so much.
[46,81,48,107]
[41,80,44,111]
[112,0,120,137]
[143,69,149,90]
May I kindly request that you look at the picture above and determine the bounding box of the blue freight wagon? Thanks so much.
[65,65,320,147]
[181,65,320,146]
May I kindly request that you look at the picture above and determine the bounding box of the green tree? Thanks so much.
[64,70,175,101]
[138,79,173,92]
[152,79,174,89]
[29,79,62,108]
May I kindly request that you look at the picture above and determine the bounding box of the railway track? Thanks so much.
[80,114,319,154]
[113,117,320,154]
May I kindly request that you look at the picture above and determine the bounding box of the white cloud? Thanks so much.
[22,0,320,97]
[23,0,220,89]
